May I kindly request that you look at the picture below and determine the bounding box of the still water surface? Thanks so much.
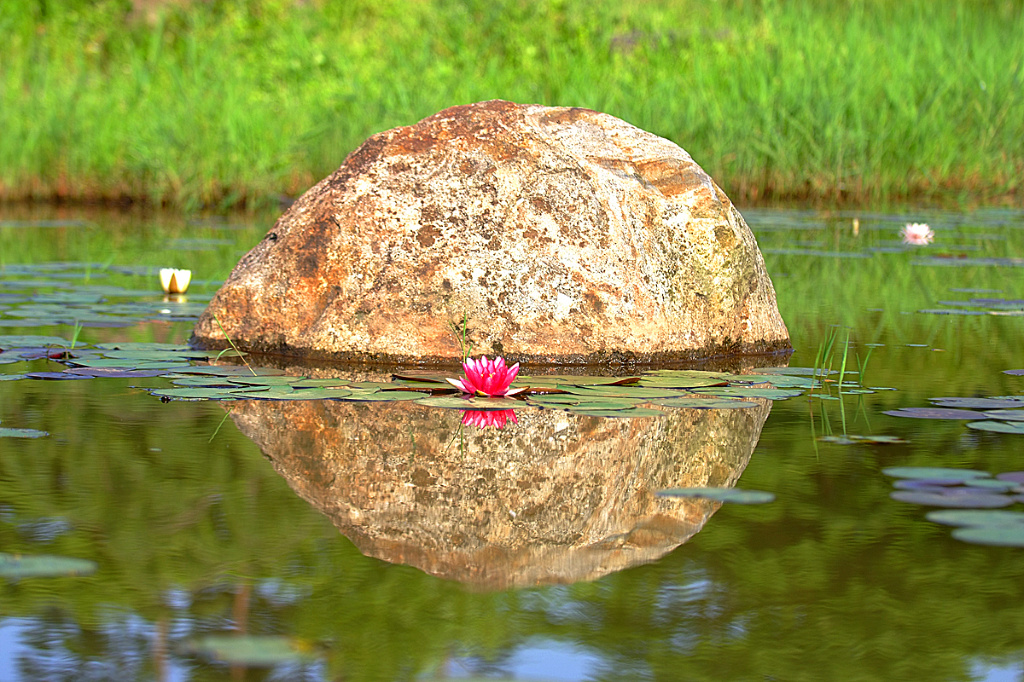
[2,206,1024,681]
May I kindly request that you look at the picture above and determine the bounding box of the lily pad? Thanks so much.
[149,387,245,401]
[0,553,97,579]
[967,421,1024,434]
[751,366,835,376]
[656,487,775,504]
[882,467,990,481]
[819,434,908,445]
[692,386,804,400]
[890,491,1013,508]
[572,407,666,418]
[559,385,688,399]
[883,407,989,420]
[1004,369,1024,376]
[930,397,1024,409]
[982,410,1024,421]
[187,635,313,666]
[24,372,93,380]
[337,389,428,402]
[951,525,1024,547]
[926,509,1024,527]
[635,372,731,389]
[0,427,49,438]
[646,397,758,409]
[996,472,1024,484]
[416,395,522,410]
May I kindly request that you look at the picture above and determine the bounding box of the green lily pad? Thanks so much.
[0,553,97,578]
[951,525,1024,547]
[227,375,304,386]
[731,374,818,388]
[890,491,1013,508]
[0,427,49,438]
[571,407,666,418]
[967,421,1024,434]
[635,372,731,389]
[819,434,908,445]
[883,407,989,420]
[528,395,643,410]
[149,387,246,401]
[692,387,804,400]
[559,385,688,399]
[751,366,835,376]
[656,487,775,504]
[187,635,314,666]
[0,334,72,348]
[337,389,426,402]
[416,395,522,410]
[982,410,1024,421]
[646,397,758,409]
[926,509,1024,527]
[882,467,990,481]
[173,365,286,376]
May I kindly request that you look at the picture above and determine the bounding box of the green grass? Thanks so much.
[1,0,1022,209]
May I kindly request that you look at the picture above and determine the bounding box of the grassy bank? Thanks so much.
[1,0,1022,210]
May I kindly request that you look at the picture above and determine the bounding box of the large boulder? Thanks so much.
[193,100,789,365]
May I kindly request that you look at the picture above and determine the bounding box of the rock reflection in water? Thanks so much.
[229,399,771,590]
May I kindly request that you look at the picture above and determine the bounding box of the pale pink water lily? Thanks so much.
[461,409,518,429]
[901,222,934,245]
[446,355,526,397]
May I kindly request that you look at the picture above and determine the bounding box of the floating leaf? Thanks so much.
[337,389,426,402]
[227,376,303,386]
[187,635,313,666]
[751,366,835,376]
[173,365,286,376]
[731,374,818,388]
[926,509,1024,527]
[890,491,1013,508]
[416,395,522,410]
[636,371,730,388]
[559,385,688,399]
[963,478,1020,491]
[572,407,666,418]
[882,467,990,481]
[657,487,775,504]
[996,472,1024,484]
[0,334,72,348]
[967,420,1024,434]
[819,434,907,445]
[149,387,245,401]
[0,427,49,438]
[951,525,1024,547]
[883,407,988,420]
[0,553,97,578]
[646,397,758,409]
[1004,369,1024,376]
[982,410,1024,421]
[692,386,804,400]
[25,372,93,380]
[65,367,169,378]
[930,397,1024,409]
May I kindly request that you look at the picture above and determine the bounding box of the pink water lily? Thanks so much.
[901,222,934,245]
[446,355,525,397]
[461,409,518,429]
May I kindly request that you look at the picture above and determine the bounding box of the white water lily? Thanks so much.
[901,222,934,245]
[159,268,192,294]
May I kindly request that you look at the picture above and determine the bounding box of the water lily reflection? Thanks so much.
[461,409,518,429]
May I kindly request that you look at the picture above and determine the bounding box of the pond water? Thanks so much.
[2,205,1024,681]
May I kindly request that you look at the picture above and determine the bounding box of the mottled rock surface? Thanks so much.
[229,399,771,589]
[194,99,790,365]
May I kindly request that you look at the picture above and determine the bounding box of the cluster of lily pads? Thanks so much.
[0,334,814,420]
[885,467,1024,547]
[0,263,208,328]
[884,393,1024,435]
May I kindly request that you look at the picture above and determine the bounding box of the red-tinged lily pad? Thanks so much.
[951,525,1024,547]
[0,553,97,579]
[930,397,1024,409]
[890,491,1014,508]
[926,509,1024,527]
[657,487,775,504]
[883,407,989,420]
[882,467,990,481]
[0,427,49,438]
[967,421,1024,434]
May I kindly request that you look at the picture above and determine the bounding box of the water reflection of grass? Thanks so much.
[2,0,1021,207]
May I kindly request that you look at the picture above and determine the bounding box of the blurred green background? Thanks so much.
[2,0,1022,210]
